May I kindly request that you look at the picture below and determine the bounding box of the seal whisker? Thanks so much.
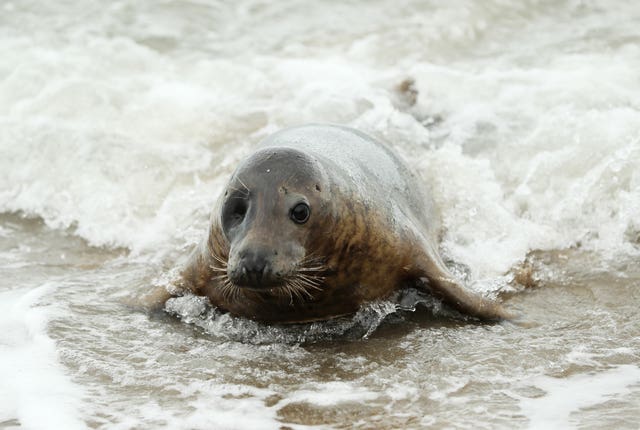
[297,252,329,276]
[298,284,317,300]
[296,273,325,285]
[290,278,316,300]
[219,281,237,300]
[296,272,324,283]
[285,283,295,305]
[297,261,326,268]
[296,278,316,299]
[236,176,250,195]
[296,280,323,293]
[220,278,241,303]
[296,266,326,273]
[210,252,228,266]
[218,284,230,301]
[277,282,295,305]
[300,252,324,264]
[297,278,323,290]
[287,281,303,301]
[287,279,310,301]
[227,184,249,196]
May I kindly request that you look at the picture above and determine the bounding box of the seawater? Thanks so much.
[1,1,639,428]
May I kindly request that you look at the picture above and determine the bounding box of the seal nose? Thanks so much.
[242,259,267,284]
[233,248,279,288]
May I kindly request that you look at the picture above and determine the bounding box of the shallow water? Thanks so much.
[1,1,639,429]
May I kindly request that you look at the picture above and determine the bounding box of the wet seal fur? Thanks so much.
[170,124,511,323]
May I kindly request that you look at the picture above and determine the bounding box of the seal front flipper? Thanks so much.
[411,252,513,321]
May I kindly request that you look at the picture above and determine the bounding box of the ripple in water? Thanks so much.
[164,287,460,344]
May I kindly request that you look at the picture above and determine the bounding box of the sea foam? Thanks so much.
[0,283,84,429]
[2,14,638,284]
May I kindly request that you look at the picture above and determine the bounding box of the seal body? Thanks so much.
[177,124,510,323]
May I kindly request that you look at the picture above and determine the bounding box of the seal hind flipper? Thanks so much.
[413,254,513,320]
[418,275,513,320]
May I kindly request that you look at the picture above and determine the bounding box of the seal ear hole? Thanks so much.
[290,202,311,224]
[315,184,321,192]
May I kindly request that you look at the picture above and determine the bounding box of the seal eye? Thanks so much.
[231,201,247,224]
[290,203,310,224]
[224,198,248,229]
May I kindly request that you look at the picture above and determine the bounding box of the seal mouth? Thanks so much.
[209,251,328,304]
[219,271,326,305]
[232,266,286,290]
[235,278,286,291]
[234,274,323,303]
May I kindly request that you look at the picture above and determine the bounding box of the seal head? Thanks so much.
[221,147,331,295]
